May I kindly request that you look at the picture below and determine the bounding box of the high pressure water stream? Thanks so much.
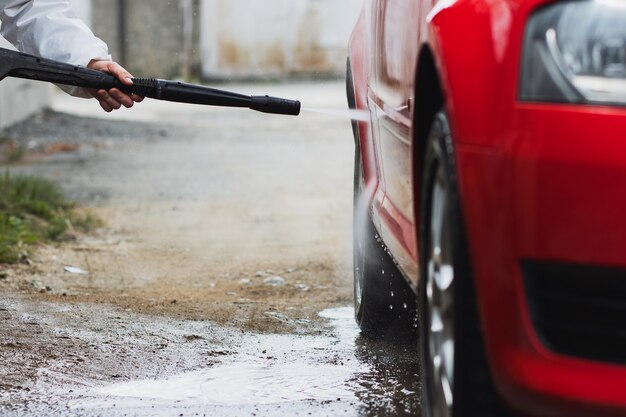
[302,107,371,122]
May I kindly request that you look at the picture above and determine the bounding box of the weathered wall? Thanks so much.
[95,0,362,80]
[91,0,200,79]
[200,0,362,79]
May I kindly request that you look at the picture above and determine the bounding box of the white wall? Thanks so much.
[200,0,362,78]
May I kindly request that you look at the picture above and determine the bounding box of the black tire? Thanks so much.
[418,112,511,417]
[348,59,417,340]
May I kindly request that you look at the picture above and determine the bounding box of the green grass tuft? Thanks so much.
[6,145,25,163]
[0,172,102,264]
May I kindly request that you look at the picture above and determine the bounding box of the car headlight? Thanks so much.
[520,0,626,106]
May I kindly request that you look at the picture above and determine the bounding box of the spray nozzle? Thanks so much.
[250,95,301,116]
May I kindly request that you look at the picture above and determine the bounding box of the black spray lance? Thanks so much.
[0,47,301,116]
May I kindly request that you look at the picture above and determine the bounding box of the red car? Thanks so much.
[347,0,626,416]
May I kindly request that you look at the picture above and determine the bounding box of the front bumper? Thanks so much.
[456,103,626,417]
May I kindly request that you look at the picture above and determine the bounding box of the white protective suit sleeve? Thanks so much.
[0,0,112,97]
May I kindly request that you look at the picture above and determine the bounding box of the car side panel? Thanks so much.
[368,0,421,284]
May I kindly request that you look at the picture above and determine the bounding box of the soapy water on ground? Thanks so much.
[75,308,362,410]
[72,308,419,416]
[0,304,420,417]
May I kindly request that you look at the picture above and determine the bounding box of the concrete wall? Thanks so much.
[200,0,362,79]
[94,0,362,80]
[91,0,200,79]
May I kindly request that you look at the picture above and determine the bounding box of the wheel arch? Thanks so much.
[411,26,517,413]
[412,44,444,251]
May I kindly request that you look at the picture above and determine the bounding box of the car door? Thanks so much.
[371,0,420,283]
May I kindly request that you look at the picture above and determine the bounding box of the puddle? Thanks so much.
[87,362,356,406]
[2,302,420,417]
[73,307,364,410]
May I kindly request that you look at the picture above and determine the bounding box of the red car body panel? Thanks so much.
[348,0,626,415]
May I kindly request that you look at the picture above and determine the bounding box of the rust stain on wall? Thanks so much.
[258,41,286,70]
[203,1,350,77]
[292,3,332,73]
[218,38,251,70]
[294,43,329,72]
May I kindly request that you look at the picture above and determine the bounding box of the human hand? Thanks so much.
[86,60,144,112]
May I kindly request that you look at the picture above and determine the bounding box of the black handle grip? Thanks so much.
[118,78,159,98]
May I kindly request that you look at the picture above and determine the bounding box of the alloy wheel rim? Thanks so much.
[426,164,455,417]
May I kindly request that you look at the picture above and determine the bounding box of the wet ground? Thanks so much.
[0,81,420,416]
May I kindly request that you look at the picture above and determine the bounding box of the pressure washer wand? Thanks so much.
[0,47,301,116]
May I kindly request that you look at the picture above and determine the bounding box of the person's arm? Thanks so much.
[0,0,142,111]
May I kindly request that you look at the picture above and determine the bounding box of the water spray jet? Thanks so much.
[301,107,370,122]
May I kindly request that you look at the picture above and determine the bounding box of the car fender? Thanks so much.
[420,0,536,410]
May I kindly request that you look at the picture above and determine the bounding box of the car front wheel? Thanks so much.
[419,111,511,417]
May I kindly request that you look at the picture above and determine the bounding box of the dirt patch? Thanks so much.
[0,220,352,333]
